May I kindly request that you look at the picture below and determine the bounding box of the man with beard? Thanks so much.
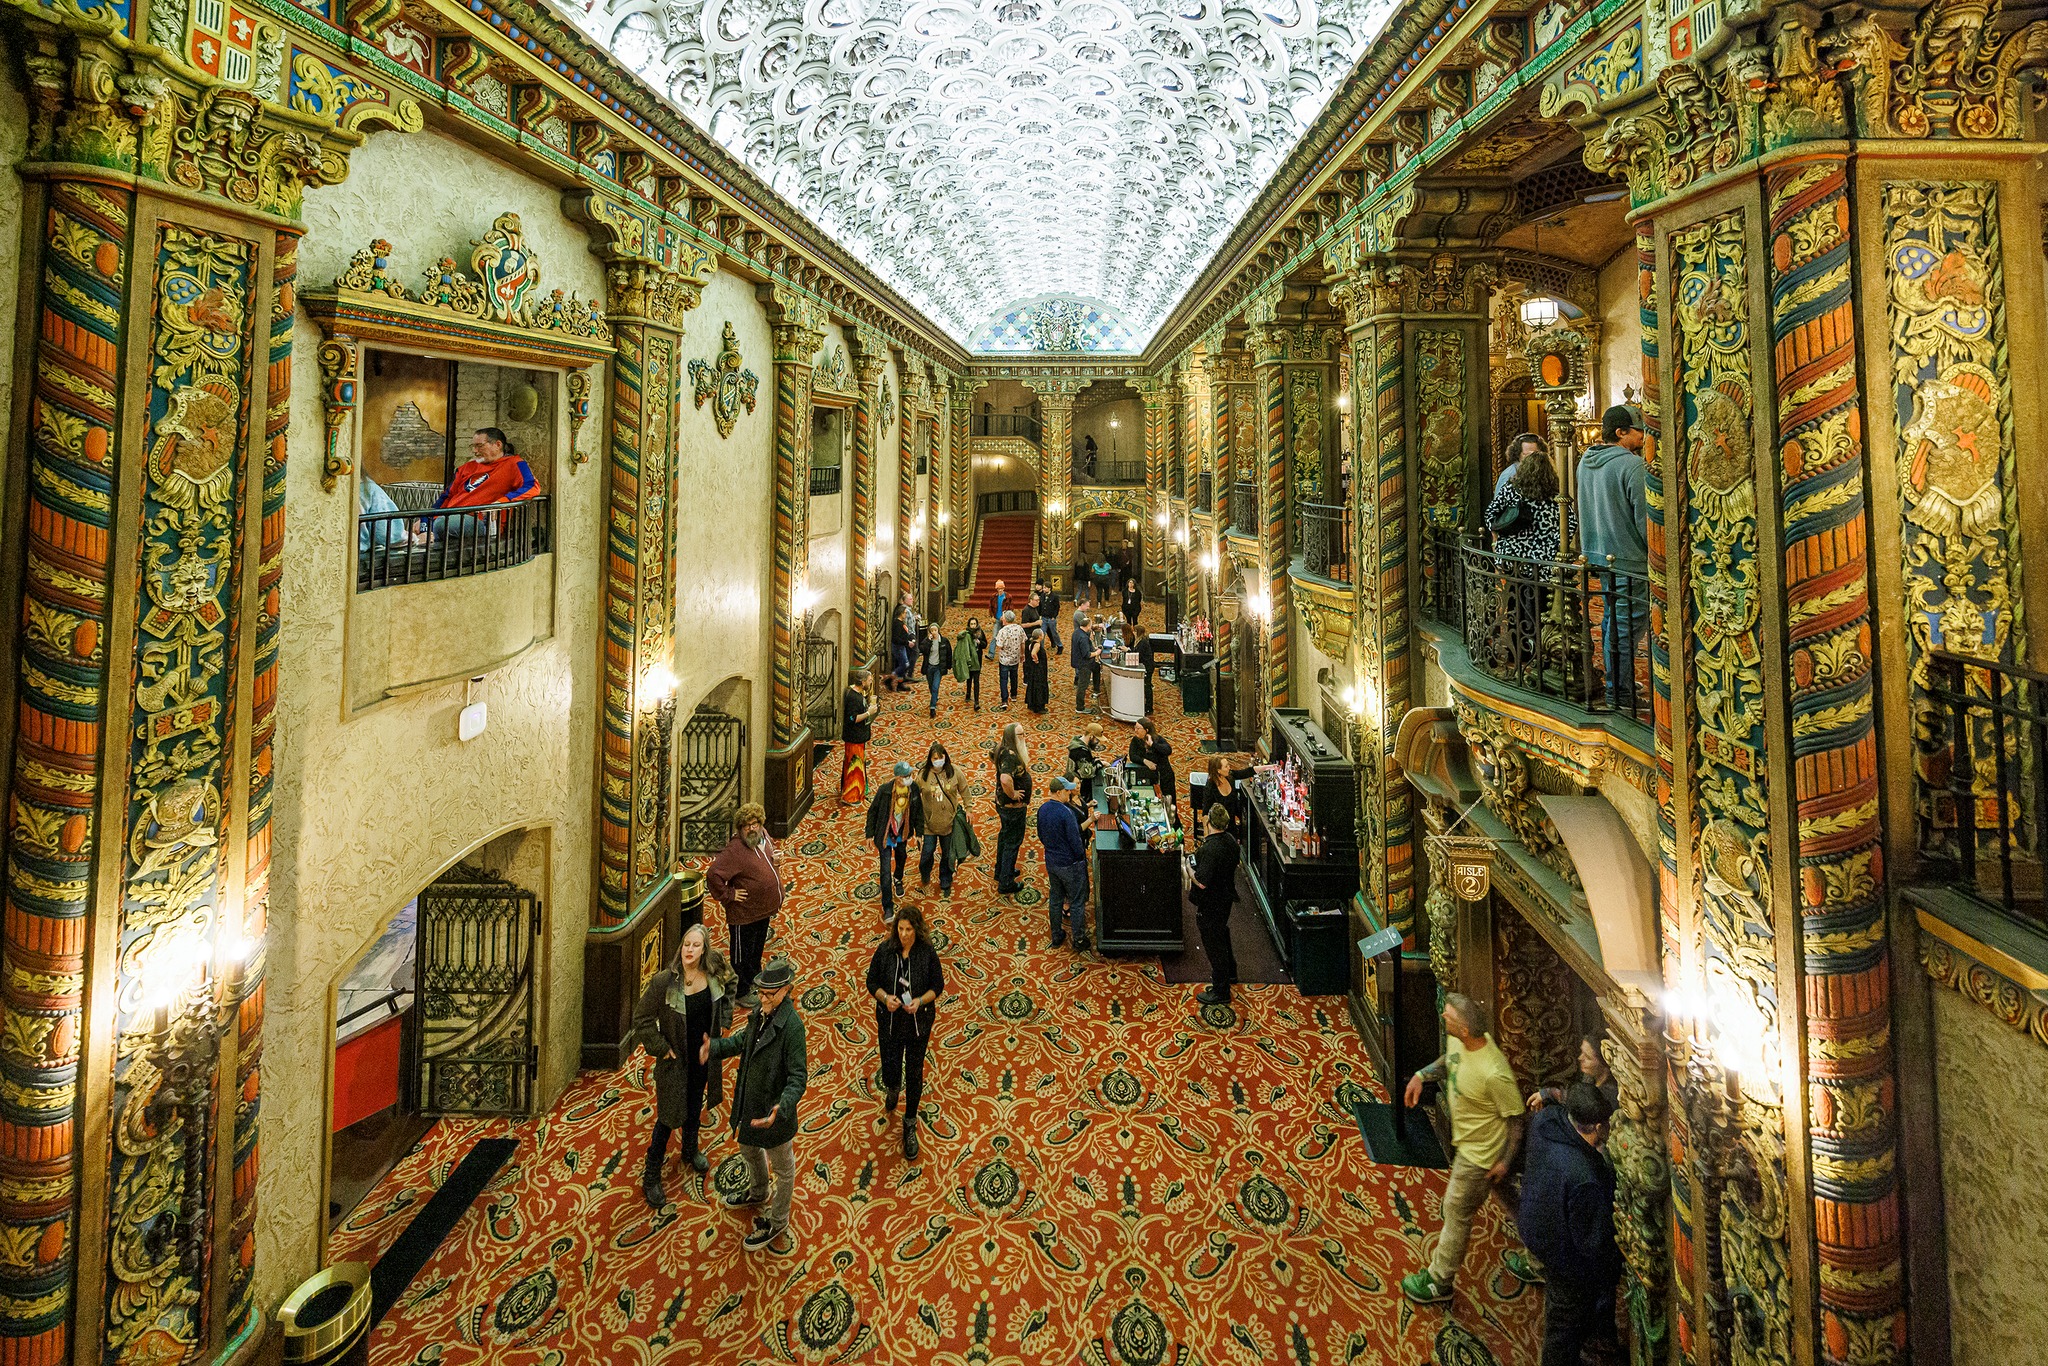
[707,803,785,1005]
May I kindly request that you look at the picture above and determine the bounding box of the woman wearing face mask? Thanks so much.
[918,742,967,896]
[956,617,987,710]
[629,922,735,1207]
[865,906,945,1160]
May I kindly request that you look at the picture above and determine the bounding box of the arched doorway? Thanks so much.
[676,678,750,856]
[1073,514,1140,608]
[326,827,547,1235]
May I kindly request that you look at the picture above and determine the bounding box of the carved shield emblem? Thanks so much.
[187,0,259,88]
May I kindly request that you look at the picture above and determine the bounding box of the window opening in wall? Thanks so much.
[357,351,558,591]
[329,898,425,1232]
[811,407,845,496]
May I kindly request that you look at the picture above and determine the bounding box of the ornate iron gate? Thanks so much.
[676,705,746,854]
[802,633,840,743]
[412,864,540,1116]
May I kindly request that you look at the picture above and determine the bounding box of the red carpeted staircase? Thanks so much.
[963,514,1037,612]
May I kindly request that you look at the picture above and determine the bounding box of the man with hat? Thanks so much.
[865,760,924,920]
[1578,404,1650,709]
[701,956,807,1252]
[1036,774,1092,951]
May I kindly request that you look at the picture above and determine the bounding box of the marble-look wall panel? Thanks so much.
[677,268,775,765]
[1930,987,2048,1362]
[266,129,606,1306]
[1597,245,1643,411]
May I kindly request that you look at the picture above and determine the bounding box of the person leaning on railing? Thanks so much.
[418,425,542,543]
[1484,433,1575,652]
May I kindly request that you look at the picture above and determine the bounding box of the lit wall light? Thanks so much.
[1519,296,1561,329]
[640,662,678,707]
[794,585,821,618]
[1126,517,1139,530]
[1155,511,1170,529]
[1200,551,1217,574]
[1337,393,1351,411]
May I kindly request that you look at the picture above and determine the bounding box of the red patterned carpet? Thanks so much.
[329,608,1541,1365]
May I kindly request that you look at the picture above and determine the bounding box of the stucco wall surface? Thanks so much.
[261,128,605,1306]
[675,269,773,764]
[1930,984,2048,1364]
[1596,246,1643,413]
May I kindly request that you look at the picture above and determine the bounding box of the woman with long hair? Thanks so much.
[1199,754,1245,838]
[956,616,987,710]
[629,922,735,1206]
[992,721,1033,896]
[918,741,968,895]
[841,669,878,806]
[1023,622,1051,714]
[865,906,945,1159]
[1486,433,1571,562]
[919,621,953,718]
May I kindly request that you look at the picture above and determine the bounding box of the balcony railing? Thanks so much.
[810,465,842,496]
[973,413,1041,441]
[1077,456,1145,484]
[1230,481,1258,535]
[357,495,553,592]
[1927,651,2048,928]
[1193,471,1213,512]
[1296,500,1351,582]
[977,490,1038,514]
[1419,523,1651,726]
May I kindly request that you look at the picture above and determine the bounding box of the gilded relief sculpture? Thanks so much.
[689,322,760,439]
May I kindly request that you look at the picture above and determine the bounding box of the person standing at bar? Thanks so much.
[1188,802,1242,1009]
[707,803,784,1006]
[1037,775,1091,952]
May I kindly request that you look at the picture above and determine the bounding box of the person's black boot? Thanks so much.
[642,1154,666,1208]
[682,1129,709,1174]
[1196,986,1231,1007]
[902,1117,920,1160]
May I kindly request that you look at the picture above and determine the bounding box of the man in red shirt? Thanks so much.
[422,427,540,544]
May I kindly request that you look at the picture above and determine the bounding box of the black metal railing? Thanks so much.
[973,413,1041,441]
[356,495,553,592]
[1078,457,1145,484]
[1927,651,2048,925]
[1418,523,1651,726]
[977,490,1038,514]
[1296,500,1351,582]
[1230,481,1258,535]
[1193,471,1213,512]
[810,465,842,496]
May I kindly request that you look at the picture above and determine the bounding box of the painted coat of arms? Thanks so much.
[690,322,758,439]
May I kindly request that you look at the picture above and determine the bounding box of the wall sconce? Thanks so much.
[1200,551,1217,574]
[865,546,885,572]
[1126,517,1139,530]
[1337,392,1351,411]
[1155,510,1170,529]
[640,661,678,708]
[1245,587,1271,621]
[1519,295,1562,330]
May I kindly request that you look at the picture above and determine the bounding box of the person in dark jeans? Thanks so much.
[865,906,945,1160]
[1036,776,1092,950]
[706,802,784,1004]
[1189,802,1242,1007]
[992,722,1032,895]
[630,923,734,1205]
[865,761,924,919]
[1518,1083,1621,1366]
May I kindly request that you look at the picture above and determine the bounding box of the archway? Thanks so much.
[676,677,751,855]
[1073,515,1141,609]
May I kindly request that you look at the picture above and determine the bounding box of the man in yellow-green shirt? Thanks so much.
[1401,992,1526,1305]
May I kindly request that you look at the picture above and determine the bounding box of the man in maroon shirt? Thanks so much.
[706,803,785,1005]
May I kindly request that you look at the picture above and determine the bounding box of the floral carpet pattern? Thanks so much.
[329,609,1540,1365]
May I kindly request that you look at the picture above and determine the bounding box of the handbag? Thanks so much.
[1488,495,1532,536]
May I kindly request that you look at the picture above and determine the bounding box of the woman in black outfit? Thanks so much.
[1120,577,1143,631]
[1197,754,1246,837]
[1129,715,1178,826]
[630,922,735,1206]
[866,906,945,1159]
[1023,623,1051,714]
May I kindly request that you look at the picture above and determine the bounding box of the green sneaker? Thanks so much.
[1503,1249,1545,1284]
[1401,1270,1454,1305]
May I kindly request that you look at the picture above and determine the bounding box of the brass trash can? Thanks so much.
[279,1261,372,1364]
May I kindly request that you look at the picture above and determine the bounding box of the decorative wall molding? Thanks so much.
[688,322,759,440]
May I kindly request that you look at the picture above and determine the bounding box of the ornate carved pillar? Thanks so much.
[1031,381,1083,585]
[949,376,976,590]
[847,330,888,668]
[760,284,827,837]
[1138,377,1170,595]
[896,360,921,595]
[1,35,358,1363]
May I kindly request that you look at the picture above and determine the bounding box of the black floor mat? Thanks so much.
[1157,870,1291,986]
[369,1136,518,1326]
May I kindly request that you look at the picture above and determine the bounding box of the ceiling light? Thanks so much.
[1519,297,1561,330]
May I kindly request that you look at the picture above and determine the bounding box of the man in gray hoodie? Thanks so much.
[1577,404,1649,710]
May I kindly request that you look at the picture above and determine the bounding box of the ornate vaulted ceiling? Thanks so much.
[568,0,1400,350]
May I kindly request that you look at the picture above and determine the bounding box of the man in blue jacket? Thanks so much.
[1517,1082,1621,1365]
[1577,404,1649,709]
[1036,776,1092,951]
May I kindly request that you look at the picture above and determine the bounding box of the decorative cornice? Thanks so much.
[1920,919,2048,1050]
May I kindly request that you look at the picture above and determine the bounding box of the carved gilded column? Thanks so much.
[949,376,976,590]
[760,285,826,835]
[1,40,356,1363]
[848,330,888,668]
[1032,381,1082,585]
[1138,377,1169,594]
[896,361,921,596]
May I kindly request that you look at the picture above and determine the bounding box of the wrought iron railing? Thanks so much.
[356,495,552,592]
[1926,651,2048,926]
[1193,471,1213,512]
[973,413,1041,441]
[1083,457,1145,484]
[1230,481,1258,535]
[1418,523,1651,726]
[1296,500,1351,582]
[810,465,842,496]
[977,490,1038,514]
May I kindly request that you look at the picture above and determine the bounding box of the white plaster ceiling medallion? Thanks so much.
[567,0,1399,350]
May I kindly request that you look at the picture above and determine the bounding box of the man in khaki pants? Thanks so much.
[1401,992,1526,1305]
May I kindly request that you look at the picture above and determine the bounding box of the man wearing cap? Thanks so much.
[1578,404,1650,709]
[1037,775,1093,951]
[701,956,807,1252]
[865,761,924,919]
